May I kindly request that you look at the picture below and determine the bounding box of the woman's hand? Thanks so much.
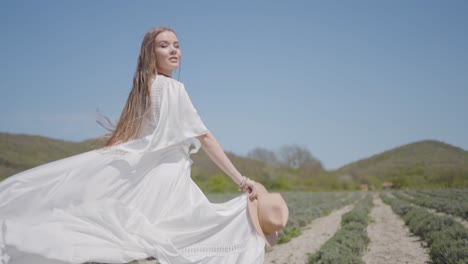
[242,179,258,199]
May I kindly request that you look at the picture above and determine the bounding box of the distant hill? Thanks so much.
[0,132,294,192]
[332,140,468,188]
[0,132,94,180]
[1,133,467,190]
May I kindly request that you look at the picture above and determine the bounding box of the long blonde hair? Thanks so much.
[97,26,176,148]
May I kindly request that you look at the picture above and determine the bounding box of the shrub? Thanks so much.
[381,193,468,264]
[308,195,372,264]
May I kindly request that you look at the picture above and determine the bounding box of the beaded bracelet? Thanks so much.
[238,176,250,192]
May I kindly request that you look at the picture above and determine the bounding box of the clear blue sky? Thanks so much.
[1,0,467,170]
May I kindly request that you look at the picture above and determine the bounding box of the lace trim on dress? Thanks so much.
[179,238,250,256]
[0,220,11,264]
[0,245,10,264]
[151,75,163,128]
[95,148,129,156]
[95,76,164,157]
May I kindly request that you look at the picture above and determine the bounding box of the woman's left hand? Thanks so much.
[242,179,258,199]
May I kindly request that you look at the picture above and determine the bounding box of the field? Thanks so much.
[270,189,467,264]
[89,188,467,264]
[3,134,467,263]
[268,189,468,264]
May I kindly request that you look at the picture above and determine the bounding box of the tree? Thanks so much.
[298,159,324,179]
[247,147,279,165]
[278,144,318,170]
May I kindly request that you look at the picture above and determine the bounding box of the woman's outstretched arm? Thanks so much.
[196,132,257,198]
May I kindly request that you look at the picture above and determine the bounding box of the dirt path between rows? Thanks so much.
[362,195,431,264]
[264,204,354,264]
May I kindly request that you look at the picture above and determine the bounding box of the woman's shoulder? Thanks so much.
[154,74,184,86]
[151,75,184,95]
[151,74,186,96]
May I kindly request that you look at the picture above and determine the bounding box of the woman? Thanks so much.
[0,26,266,263]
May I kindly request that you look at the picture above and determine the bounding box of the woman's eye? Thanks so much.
[159,43,178,48]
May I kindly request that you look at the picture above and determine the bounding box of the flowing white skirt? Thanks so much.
[0,140,265,264]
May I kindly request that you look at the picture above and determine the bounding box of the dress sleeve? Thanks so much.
[176,83,210,139]
[111,77,210,155]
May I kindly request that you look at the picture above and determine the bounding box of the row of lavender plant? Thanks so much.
[208,191,362,244]
[381,193,467,263]
[392,189,468,220]
[277,191,363,243]
[308,195,372,264]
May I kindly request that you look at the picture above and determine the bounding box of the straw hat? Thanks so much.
[247,182,289,248]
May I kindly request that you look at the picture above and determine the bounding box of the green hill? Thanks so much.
[332,139,468,188]
[0,132,94,181]
[1,133,467,190]
[0,132,295,192]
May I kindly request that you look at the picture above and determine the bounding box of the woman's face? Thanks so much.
[154,31,181,77]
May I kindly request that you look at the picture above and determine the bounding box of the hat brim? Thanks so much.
[247,196,278,249]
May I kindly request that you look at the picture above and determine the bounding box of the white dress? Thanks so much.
[0,74,265,264]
